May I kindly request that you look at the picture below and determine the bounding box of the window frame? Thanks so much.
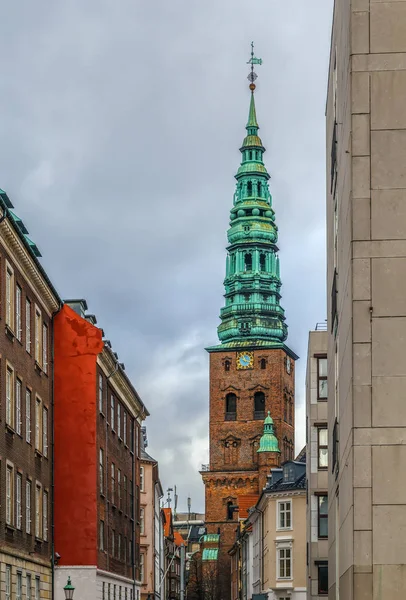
[26,388,32,443]
[35,482,42,539]
[140,466,144,492]
[6,463,14,526]
[5,565,11,600]
[43,490,48,541]
[26,479,32,534]
[16,284,22,341]
[99,519,105,551]
[99,448,105,495]
[99,374,104,413]
[117,403,121,438]
[35,397,42,453]
[16,472,22,530]
[317,355,328,401]
[318,427,328,470]
[317,495,328,539]
[42,406,48,458]
[277,545,292,580]
[42,323,48,374]
[276,499,292,531]
[16,378,22,436]
[35,577,40,600]
[34,306,42,366]
[26,298,31,353]
[6,363,15,429]
[317,562,328,595]
[6,262,15,330]
[111,395,115,430]
[26,573,32,600]
[140,506,145,535]
[111,462,115,505]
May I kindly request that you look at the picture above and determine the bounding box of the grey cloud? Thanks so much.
[0,0,333,511]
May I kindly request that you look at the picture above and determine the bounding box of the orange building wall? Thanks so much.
[54,304,104,566]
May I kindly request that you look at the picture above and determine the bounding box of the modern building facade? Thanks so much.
[53,301,148,600]
[0,189,60,599]
[326,1,406,597]
[305,329,328,599]
[202,49,297,600]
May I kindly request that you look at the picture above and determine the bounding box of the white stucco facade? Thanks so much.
[55,566,140,600]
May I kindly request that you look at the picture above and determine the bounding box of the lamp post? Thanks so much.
[64,577,75,599]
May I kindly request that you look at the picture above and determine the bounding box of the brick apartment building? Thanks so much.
[53,301,149,600]
[0,188,61,599]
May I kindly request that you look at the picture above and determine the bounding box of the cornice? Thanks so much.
[0,219,59,317]
[97,348,148,422]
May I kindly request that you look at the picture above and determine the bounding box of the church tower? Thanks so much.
[201,45,298,599]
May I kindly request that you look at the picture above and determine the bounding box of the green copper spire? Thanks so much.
[257,412,280,453]
[210,44,289,350]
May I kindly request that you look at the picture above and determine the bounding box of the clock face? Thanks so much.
[236,351,254,370]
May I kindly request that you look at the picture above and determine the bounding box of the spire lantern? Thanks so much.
[257,411,280,453]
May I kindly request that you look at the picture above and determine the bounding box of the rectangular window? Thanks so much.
[118,469,122,509]
[42,407,48,457]
[318,428,328,469]
[26,389,31,443]
[117,403,121,438]
[5,565,11,600]
[278,547,292,579]
[140,553,144,583]
[16,285,22,340]
[100,448,104,495]
[112,529,115,557]
[35,483,42,538]
[26,480,32,534]
[118,534,122,559]
[111,463,115,504]
[318,495,328,538]
[124,475,127,514]
[6,264,14,329]
[99,374,103,413]
[17,571,22,600]
[123,411,127,445]
[317,356,328,399]
[35,308,42,364]
[43,490,48,541]
[318,563,328,595]
[35,577,40,600]
[6,464,14,525]
[277,500,291,529]
[140,466,144,492]
[35,398,42,452]
[26,299,31,352]
[140,507,145,535]
[111,395,115,430]
[16,473,22,530]
[42,324,48,374]
[130,479,133,515]
[6,365,14,428]
[100,519,105,550]
[16,378,22,435]
[27,574,32,600]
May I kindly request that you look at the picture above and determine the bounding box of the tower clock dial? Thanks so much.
[236,351,254,369]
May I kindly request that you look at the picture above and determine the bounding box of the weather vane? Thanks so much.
[246,41,263,91]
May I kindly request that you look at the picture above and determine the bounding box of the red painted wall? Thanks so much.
[54,304,104,565]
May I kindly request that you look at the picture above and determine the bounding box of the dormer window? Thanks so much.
[283,464,295,482]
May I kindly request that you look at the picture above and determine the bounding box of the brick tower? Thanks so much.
[201,45,298,600]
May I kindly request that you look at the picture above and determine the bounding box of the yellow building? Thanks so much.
[236,457,307,600]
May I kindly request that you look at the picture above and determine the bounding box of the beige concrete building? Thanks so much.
[326,1,406,598]
[305,329,328,599]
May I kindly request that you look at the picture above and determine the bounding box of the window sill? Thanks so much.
[318,467,328,471]
[5,523,15,533]
[35,450,43,459]
[100,411,105,418]
[5,324,15,341]
[34,361,42,375]
[276,527,293,532]
[100,492,105,499]
[5,424,15,436]
[318,398,328,403]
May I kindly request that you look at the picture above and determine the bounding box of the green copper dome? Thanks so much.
[215,87,288,347]
[257,411,280,453]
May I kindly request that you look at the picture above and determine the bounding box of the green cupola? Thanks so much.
[207,46,292,353]
[257,411,280,453]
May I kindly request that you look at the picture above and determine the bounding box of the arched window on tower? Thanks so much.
[254,391,265,419]
[225,360,231,372]
[260,358,266,370]
[259,253,266,271]
[227,501,235,521]
[289,401,293,425]
[247,181,253,196]
[284,395,288,422]
[231,254,236,274]
[225,393,237,420]
[249,151,253,160]
[244,254,252,271]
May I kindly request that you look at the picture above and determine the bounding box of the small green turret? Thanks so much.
[257,411,280,453]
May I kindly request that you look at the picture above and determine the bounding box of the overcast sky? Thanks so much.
[1,1,333,512]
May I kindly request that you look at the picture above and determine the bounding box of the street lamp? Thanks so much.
[64,577,75,599]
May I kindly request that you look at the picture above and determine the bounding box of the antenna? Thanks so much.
[174,485,178,518]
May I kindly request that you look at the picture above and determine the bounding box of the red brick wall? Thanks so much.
[203,347,296,600]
